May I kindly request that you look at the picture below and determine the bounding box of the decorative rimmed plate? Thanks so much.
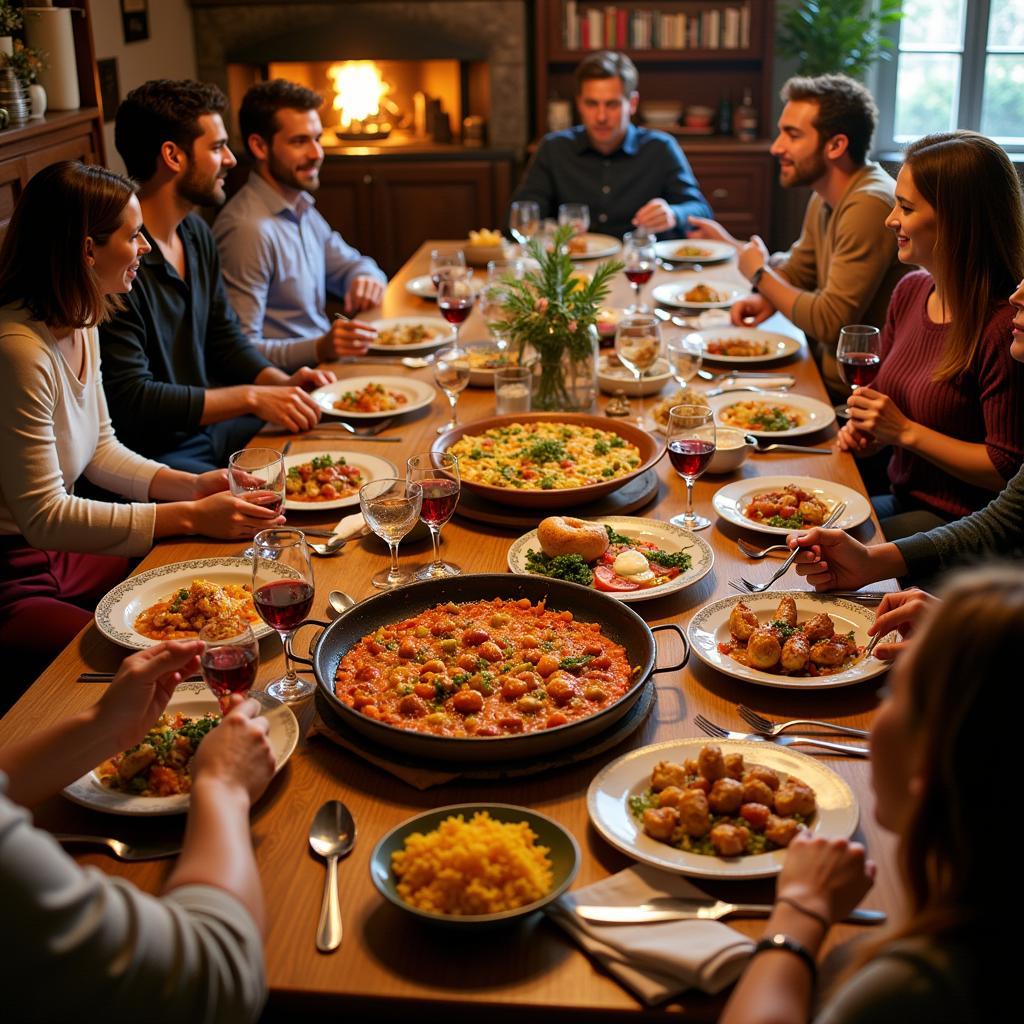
[587,737,858,879]
[652,280,747,310]
[569,233,622,260]
[63,683,299,816]
[95,557,296,650]
[366,316,455,354]
[507,516,715,603]
[713,476,872,536]
[405,274,438,300]
[708,391,836,438]
[687,591,891,690]
[310,375,436,419]
[283,450,398,512]
[689,326,803,364]
[654,239,735,264]
[370,803,580,927]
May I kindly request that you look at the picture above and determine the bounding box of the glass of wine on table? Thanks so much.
[406,452,461,579]
[666,404,716,531]
[252,528,315,703]
[622,230,657,312]
[615,314,663,427]
[199,623,259,714]
[359,478,424,590]
[836,324,882,418]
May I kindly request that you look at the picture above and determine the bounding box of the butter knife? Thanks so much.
[575,898,885,925]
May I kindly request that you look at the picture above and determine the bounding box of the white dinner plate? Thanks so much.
[689,326,803,364]
[587,737,858,879]
[708,391,836,438]
[94,557,297,650]
[365,316,455,354]
[283,451,398,512]
[569,233,622,260]
[507,516,715,604]
[63,683,299,816]
[654,239,735,264]
[712,475,872,536]
[598,356,673,396]
[405,274,438,300]
[310,375,436,419]
[687,591,892,690]
[652,280,748,310]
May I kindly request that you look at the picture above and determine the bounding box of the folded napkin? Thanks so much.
[719,375,796,391]
[546,864,754,1005]
[331,511,368,541]
[691,310,731,327]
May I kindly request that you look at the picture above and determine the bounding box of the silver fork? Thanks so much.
[736,538,792,560]
[320,416,395,437]
[733,502,846,594]
[52,834,183,861]
[736,705,869,739]
[693,714,868,756]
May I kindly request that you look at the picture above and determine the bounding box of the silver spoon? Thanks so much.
[744,433,833,455]
[309,800,356,953]
[309,535,349,557]
[327,590,356,618]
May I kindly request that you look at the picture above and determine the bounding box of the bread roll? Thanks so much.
[536,517,609,561]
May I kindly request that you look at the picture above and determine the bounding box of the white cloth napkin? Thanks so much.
[331,511,368,540]
[546,864,754,1005]
[718,375,796,390]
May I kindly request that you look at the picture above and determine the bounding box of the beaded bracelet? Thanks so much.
[753,933,817,981]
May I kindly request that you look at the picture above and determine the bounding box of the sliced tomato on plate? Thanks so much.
[593,566,641,592]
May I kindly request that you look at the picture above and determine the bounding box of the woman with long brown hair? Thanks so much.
[0,161,282,687]
[838,130,1024,541]
[720,565,1011,1022]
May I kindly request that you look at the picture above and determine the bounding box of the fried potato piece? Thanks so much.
[728,601,759,641]
[764,814,804,847]
[775,782,817,817]
[709,823,750,857]
[747,627,782,669]
[698,744,726,781]
[803,612,835,643]
[724,752,745,780]
[780,633,810,671]
[774,595,797,626]
[678,789,711,837]
[651,760,689,791]
[708,777,744,814]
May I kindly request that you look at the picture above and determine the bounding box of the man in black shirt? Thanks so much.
[100,79,333,471]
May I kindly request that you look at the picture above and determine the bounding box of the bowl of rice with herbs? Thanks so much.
[370,804,579,926]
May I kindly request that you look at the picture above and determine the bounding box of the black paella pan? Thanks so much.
[288,573,688,764]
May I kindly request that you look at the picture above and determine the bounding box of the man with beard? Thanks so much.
[689,74,907,397]
[214,80,387,371]
[99,80,331,472]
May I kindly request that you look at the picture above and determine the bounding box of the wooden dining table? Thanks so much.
[0,241,900,1022]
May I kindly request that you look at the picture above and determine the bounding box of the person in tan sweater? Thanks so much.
[690,74,909,397]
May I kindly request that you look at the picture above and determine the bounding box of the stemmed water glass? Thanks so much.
[430,248,467,288]
[836,324,882,418]
[666,334,703,392]
[406,452,461,579]
[199,623,259,714]
[433,344,471,433]
[665,405,716,531]
[252,528,315,703]
[359,478,424,590]
[228,448,286,558]
[615,314,662,427]
[509,200,541,252]
[622,230,657,312]
[481,259,527,351]
[558,202,590,252]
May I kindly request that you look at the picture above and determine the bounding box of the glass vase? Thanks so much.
[529,325,599,412]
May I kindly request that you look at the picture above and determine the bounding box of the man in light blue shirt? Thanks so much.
[214,80,388,371]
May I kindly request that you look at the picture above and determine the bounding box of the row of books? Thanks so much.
[563,3,752,52]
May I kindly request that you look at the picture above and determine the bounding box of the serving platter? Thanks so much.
[654,239,735,264]
[689,326,802,364]
[507,516,714,603]
[63,683,299,816]
[365,316,455,354]
[587,737,858,879]
[707,391,836,439]
[94,557,297,650]
[687,590,891,690]
[652,280,747,310]
[712,475,872,536]
[310,375,435,420]
[282,450,398,512]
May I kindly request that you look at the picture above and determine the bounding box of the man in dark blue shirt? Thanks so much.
[509,51,711,239]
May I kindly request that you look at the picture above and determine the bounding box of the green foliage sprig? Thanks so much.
[0,2,23,37]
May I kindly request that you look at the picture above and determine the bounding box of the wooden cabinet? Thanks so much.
[317,155,513,276]
[687,144,774,239]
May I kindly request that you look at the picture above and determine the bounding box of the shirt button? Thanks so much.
[598,213,608,223]
[602,185,611,194]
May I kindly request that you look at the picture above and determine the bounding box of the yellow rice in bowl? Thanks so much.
[391,811,553,915]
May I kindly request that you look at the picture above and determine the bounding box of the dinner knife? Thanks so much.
[575,899,886,926]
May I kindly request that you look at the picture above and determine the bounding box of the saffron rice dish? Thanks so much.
[133,579,261,641]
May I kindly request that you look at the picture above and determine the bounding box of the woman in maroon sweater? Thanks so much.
[838,131,1024,539]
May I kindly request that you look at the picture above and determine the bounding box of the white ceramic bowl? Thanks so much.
[598,356,672,397]
[706,426,754,474]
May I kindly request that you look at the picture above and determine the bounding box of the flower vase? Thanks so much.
[28,82,45,118]
[530,325,599,412]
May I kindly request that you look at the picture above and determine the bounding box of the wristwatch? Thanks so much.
[749,265,766,293]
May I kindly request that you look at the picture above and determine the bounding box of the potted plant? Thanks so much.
[3,39,45,117]
[0,1,22,59]
[497,226,622,411]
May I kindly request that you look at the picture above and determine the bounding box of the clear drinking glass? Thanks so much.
[228,448,286,558]
[666,334,703,391]
[665,405,716,531]
[836,324,882,417]
[481,260,526,350]
[509,200,541,250]
[429,248,467,290]
[494,364,532,414]
[359,478,424,589]
[199,623,259,714]
[622,230,658,312]
[251,529,315,703]
[406,452,461,579]
[433,344,471,433]
[615,314,663,427]
[558,202,590,252]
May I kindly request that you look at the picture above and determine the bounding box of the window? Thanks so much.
[874,0,1024,152]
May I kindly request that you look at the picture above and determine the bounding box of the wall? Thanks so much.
[90,0,198,173]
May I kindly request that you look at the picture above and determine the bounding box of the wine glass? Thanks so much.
[622,230,657,312]
[359,478,424,589]
[406,452,461,579]
[199,623,259,715]
[429,248,467,292]
[665,405,716,531]
[509,200,541,251]
[228,448,286,558]
[252,528,315,703]
[433,344,471,433]
[836,324,882,418]
[558,202,590,252]
[615,314,662,427]
[436,273,476,345]
[481,260,526,351]
[666,334,703,391]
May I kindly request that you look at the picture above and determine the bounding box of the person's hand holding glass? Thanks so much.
[359,478,423,589]
[622,230,657,312]
[615,314,662,427]
[836,324,883,416]
[199,623,259,714]
[406,452,461,579]
[666,405,716,531]
[433,344,471,433]
[228,448,286,557]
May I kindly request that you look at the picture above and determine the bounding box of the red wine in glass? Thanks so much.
[420,477,459,526]
[254,579,314,632]
[202,645,258,709]
[625,267,654,286]
[439,299,473,325]
[668,439,716,477]
[839,351,881,389]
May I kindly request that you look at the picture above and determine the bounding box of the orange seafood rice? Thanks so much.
[391,811,553,915]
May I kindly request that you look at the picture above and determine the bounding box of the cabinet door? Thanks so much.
[316,163,376,262]
[24,131,98,179]
[0,155,26,242]
[689,156,773,240]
